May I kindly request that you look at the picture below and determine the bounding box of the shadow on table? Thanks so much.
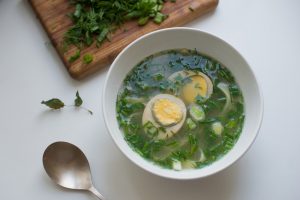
[132,164,240,200]
[103,149,242,200]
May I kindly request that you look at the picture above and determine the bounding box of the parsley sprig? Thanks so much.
[41,91,93,115]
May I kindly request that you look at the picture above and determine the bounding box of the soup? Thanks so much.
[116,49,244,170]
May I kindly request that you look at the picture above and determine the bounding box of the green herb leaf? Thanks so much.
[186,118,197,130]
[154,12,168,24]
[138,16,149,26]
[188,134,198,154]
[73,4,82,18]
[195,94,205,104]
[41,91,93,115]
[153,73,164,81]
[97,28,109,44]
[144,121,158,137]
[41,98,65,109]
[74,91,83,107]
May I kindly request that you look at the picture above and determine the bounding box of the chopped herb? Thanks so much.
[144,121,158,137]
[68,50,80,63]
[166,141,179,147]
[153,73,164,81]
[63,0,174,55]
[138,16,149,26]
[83,54,93,64]
[172,150,189,161]
[97,28,109,44]
[186,118,197,130]
[154,12,168,24]
[158,126,166,133]
[188,134,198,155]
[174,74,183,82]
[195,94,205,104]
[229,84,241,96]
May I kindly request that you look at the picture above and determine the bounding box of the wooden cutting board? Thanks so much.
[29,0,218,79]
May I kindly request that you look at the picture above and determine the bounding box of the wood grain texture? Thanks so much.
[29,0,218,79]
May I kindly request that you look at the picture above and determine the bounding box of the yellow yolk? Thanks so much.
[152,98,183,126]
[182,75,208,104]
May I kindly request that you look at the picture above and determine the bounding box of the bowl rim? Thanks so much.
[102,27,264,180]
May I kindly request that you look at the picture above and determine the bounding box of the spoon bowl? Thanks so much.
[43,141,104,199]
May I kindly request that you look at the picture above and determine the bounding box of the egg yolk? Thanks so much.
[182,75,208,103]
[152,98,183,126]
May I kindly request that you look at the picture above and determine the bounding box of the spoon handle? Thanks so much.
[89,186,104,200]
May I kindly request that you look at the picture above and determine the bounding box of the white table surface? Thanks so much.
[1,0,300,199]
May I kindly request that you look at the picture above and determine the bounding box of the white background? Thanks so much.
[0,0,299,199]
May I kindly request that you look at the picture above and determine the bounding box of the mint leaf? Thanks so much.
[41,98,65,109]
[74,91,83,107]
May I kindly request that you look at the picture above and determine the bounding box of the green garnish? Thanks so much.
[138,16,149,26]
[186,118,197,130]
[63,0,175,60]
[144,121,158,137]
[189,104,205,122]
[229,84,241,96]
[195,94,205,104]
[188,134,198,155]
[41,91,93,115]
[153,73,164,81]
[74,91,83,106]
[41,99,64,109]
[68,50,80,63]
[153,12,168,24]
[83,54,93,64]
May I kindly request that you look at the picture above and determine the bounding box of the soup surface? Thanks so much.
[116,49,244,170]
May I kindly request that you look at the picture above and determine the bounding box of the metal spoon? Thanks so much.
[43,141,104,199]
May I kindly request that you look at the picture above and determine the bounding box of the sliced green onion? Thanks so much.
[144,121,158,137]
[211,121,224,136]
[186,118,197,130]
[172,159,182,170]
[189,104,205,122]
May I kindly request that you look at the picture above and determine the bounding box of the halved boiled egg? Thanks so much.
[168,70,213,103]
[142,94,186,140]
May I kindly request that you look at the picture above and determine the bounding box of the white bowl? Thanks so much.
[103,27,263,180]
